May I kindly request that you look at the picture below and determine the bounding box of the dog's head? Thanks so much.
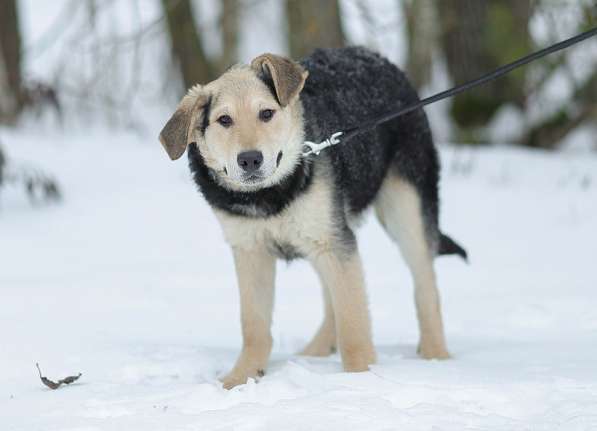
[159,53,308,191]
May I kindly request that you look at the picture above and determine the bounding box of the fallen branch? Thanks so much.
[36,363,81,390]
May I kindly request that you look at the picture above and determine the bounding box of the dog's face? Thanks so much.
[159,54,308,191]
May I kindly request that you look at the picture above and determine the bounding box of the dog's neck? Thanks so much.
[187,143,313,218]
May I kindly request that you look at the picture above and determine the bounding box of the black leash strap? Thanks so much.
[302,27,597,156]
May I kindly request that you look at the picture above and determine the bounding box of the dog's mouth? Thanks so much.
[234,152,284,186]
[220,151,287,190]
[241,173,265,184]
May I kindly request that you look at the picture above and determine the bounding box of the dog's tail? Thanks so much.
[438,233,468,262]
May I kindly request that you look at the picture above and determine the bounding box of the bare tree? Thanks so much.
[218,0,240,72]
[285,0,345,59]
[0,0,23,125]
[0,142,5,188]
[161,0,241,92]
[403,0,437,91]
[437,0,532,142]
[161,0,214,90]
[0,0,21,193]
[0,1,61,201]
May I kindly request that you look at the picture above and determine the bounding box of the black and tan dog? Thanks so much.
[159,47,466,389]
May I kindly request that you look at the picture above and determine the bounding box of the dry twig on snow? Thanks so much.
[36,363,81,390]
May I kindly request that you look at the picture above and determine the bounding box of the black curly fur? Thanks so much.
[300,48,440,228]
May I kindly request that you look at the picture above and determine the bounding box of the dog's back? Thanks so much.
[301,47,441,240]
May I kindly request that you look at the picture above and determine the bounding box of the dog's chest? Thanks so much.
[214,175,336,258]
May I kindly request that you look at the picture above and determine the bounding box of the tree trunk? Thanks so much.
[161,0,213,90]
[403,0,437,91]
[0,144,5,188]
[218,0,240,73]
[438,0,532,140]
[0,0,23,125]
[285,0,345,59]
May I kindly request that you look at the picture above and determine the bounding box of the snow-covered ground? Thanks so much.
[1,128,596,430]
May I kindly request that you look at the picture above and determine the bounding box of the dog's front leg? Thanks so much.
[221,246,275,389]
[310,249,376,372]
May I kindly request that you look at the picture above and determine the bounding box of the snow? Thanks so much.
[3,1,597,428]
[1,127,596,430]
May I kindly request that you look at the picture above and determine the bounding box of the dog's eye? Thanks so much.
[217,115,233,128]
[259,109,275,122]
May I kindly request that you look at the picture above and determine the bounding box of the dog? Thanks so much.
[159,47,466,389]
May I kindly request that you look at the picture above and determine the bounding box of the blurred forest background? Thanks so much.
[0,0,596,197]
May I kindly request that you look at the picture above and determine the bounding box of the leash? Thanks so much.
[302,27,597,157]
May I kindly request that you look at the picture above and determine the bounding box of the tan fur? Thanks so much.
[216,171,375,384]
[251,53,309,107]
[159,63,308,188]
[214,170,336,255]
[159,86,209,160]
[221,246,275,389]
[374,176,450,359]
[309,251,376,371]
[197,67,306,191]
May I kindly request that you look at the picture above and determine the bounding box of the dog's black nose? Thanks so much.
[237,150,263,173]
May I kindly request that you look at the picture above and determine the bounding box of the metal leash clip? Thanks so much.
[302,131,343,157]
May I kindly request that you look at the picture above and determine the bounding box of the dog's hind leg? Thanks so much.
[300,280,337,357]
[374,175,450,359]
[309,248,376,371]
[221,246,276,389]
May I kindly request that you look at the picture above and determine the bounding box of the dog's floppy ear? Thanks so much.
[159,86,209,160]
[251,53,308,107]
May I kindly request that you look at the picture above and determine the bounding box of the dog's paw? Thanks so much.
[341,346,376,372]
[220,373,247,390]
[417,341,450,360]
[220,368,265,390]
